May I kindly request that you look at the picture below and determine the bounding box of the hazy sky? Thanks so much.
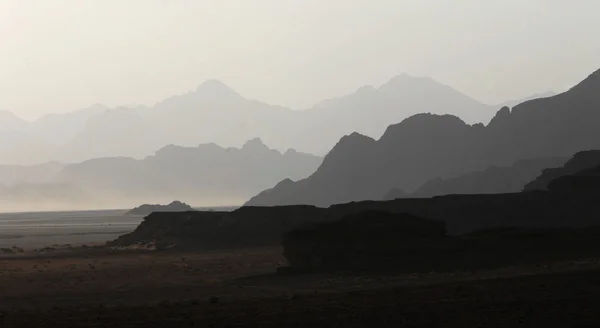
[1,0,599,120]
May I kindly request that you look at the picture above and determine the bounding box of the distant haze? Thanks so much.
[2,0,599,119]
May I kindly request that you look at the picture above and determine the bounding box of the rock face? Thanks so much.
[126,201,195,216]
[524,150,600,191]
[246,69,600,207]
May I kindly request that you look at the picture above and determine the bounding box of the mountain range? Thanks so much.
[0,138,321,212]
[245,69,600,207]
[1,74,506,165]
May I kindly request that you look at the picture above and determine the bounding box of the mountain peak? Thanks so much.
[378,74,446,95]
[384,73,434,86]
[242,137,269,151]
[195,79,240,98]
[355,85,376,94]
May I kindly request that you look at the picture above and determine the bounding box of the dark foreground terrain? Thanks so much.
[2,247,600,327]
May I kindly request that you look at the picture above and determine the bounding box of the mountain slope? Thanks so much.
[0,110,28,131]
[246,69,600,207]
[496,91,557,109]
[524,150,600,191]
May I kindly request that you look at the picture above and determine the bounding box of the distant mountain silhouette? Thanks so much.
[0,162,66,186]
[496,91,557,109]
[0,105,107,165]
[51,138,322,209]
[30,104,108,145]
[399,157,568,198]
[1,74,496,165]
[523,150,600,191]
[246,69,600,207]
[381,188,409,200]
[546,164,600,192]
[126,201,194,216]
[0,111,28,131]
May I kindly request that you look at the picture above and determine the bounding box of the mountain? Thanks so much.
[126,201,195,216]
[58,107,162,162]
[52,138,322,209]
[1,74,495,165]
[401,157,568,198]
[0,106,108,165]
[381,188,409,200]
[497,91,557,109]
[0,162,66,186]
[0,130,58,165]
[0,110,28,131]
[29,104,108,145]
[299,74,495,154]
[524,150,600,191]
[246,69,600,207]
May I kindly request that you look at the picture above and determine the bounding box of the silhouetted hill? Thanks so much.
[524,150,600,191]
[406,157,568,198]
[302,74,495,153]
[496,91,557,109]
[126,201,195,216]
[547,165,600,192]
[54,138,322,209]
[246,69,600,207]
[30,104,108,145]
[382,188,409,200]
[0,130,58,165]
[0,110,28,131]
[0,162,66,186]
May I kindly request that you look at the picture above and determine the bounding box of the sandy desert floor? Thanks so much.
[2,246,600,327]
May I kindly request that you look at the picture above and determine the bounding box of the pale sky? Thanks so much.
[1,0,599,120]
